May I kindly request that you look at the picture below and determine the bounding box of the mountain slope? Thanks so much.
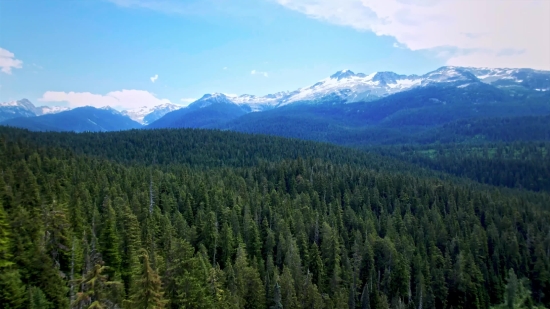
[174,66,549,110]
[152,66,549,132]
[0,99,70,122]
[0,106,142,132]
[0,99,38,122]
[148,93,250,129]
[220,83,550,145]
[122,103,182,124]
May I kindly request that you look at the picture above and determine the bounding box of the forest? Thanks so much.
[1,127,549,309]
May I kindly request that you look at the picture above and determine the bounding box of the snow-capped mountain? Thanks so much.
[226,92,289,111]
[0,99,70,122]
[188,93,237,109]
[1,106,143,132]
[277,66,488,106]
[40,105,71,115]
[122,103,182,124]
[0,99,184,125]
[4,66,549,130]
[460,67,550,91]
[187,92,287,112]
[186,66,549,111]
[185,66,549,111]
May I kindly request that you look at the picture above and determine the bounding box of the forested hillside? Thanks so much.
[1,127,549,309]
[372,142,550,192]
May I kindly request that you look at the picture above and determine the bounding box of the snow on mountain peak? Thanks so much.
[121,103,182,124]
[40,106,70,115]
[278,69,423,106]
[100,106,121,114]
[0,99,35,110]
[330,70,358,80]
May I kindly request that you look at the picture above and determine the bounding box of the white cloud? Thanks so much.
[150,74,159,83]
[0,48,23,74]
[180,98,197,106]
[39,89,171,110]
[251,69,269,77]
[276,0,550,69]
[223,67,228,70]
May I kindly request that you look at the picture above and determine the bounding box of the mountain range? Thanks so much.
[164,66,549,112]
[2,66,549,142]
[0,99,70,122]
[1,106,142,132]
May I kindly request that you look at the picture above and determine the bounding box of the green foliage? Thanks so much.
[373,142,550,192]
[0,127,549,309]
[28,286,53,309]
[128,249,166,309]
[72,264,122,309]
[490,269,547,309]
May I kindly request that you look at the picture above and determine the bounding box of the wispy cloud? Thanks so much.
[0,47,23,74]
[223,67,228,70]
[150,74,158,83]
[39,89,171,110]
[251,69,268,77]
[180,98,196,106]
[276,0,550,69]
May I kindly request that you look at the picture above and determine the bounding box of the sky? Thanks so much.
[0,0,549,110]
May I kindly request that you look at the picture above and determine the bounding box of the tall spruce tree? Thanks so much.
[128,249,166,309]
[0,201,27,308]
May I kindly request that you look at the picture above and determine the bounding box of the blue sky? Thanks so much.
[1,0,548,110]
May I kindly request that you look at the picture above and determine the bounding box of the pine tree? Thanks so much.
[73,263,122,309]
[99,197,122,280]
[0,200,27,309]
[28,286,53,309]
[361,282,370,309]
[270,282,283,309]
[128,249,166,309]
[121,204,141,295]
[506,269,518,309]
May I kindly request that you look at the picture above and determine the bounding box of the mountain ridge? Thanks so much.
[3,65,549,135]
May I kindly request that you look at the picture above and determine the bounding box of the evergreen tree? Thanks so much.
[270,282,283,309]
[506,269,518,309]
[28,286,53,309]
[99,197,122,280]
[128,249,166,309]
[73,263,122,309]
[0,200,27,308]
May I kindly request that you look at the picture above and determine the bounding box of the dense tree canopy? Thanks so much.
[0,127,549,309]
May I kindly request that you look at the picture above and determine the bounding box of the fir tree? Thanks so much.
[0,200,27,308]
[128,249,166,309]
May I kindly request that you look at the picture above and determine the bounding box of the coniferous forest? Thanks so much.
[1,127,550,309]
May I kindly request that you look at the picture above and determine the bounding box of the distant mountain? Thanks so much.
[122,103,182,124]
[0,99,70,122]
[148,93,249,129]
[170,66,549,112]
[0,99,38,122]
[1,99,186,126]
[219,82,550,145]
[153,66,549,130]
[40,105,71,115]
[5,66,549,144]
[274,66,550,106]
[1,106,142,132]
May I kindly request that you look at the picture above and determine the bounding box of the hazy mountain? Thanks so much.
[0,99,69,122]
[122,103,182,124]
[148,93,249,129]
[1,106,142,132]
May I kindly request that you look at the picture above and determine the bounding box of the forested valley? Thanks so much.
[1,127,549,309]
